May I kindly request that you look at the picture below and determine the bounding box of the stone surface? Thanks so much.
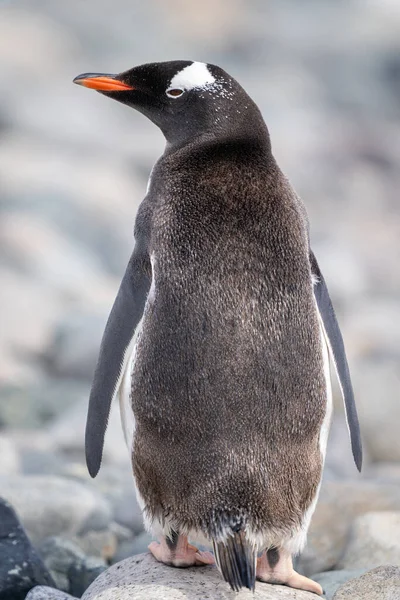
[338,511,400,570]
[297,480,400,575]
[312,570,367,600]
[332,565,400,600]
[26,587,79,600]
[0,476,111,545]
[82,552,317,599]
[0,498,55,600]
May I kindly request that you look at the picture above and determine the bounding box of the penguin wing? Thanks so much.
[310,251,362,471]
[85,249,151,478]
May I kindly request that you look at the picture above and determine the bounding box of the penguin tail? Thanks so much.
[213,531,256,592]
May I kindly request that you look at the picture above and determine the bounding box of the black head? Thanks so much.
[73,60,269,148]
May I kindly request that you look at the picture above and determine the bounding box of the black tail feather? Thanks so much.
[213,532,256,592]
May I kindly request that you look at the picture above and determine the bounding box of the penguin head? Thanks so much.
[73,60,267,147]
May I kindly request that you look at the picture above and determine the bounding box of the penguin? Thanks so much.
[73,61,362,594]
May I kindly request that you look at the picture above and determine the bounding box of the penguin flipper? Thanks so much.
[85,250,151,478]
[310,251,362,471]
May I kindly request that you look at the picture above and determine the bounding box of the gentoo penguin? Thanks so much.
[73,61,362,594]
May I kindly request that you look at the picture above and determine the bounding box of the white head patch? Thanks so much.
[169,62,215,91]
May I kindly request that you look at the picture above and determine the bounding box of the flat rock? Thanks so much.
[26,586,79,599]
[297,480,400,575]
[0,498,55,600]
[0,475,111,545]
[312,570,367,600]
[82,552,317,599]
[338,511,400,569]
[332,565,400,599]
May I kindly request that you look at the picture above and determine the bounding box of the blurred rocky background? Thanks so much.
[0,0,399,598]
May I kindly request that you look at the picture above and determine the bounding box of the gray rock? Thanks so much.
[323,414,368,481]
[297,480,400,576]
[45,312,105,381]
[26,586,79,600]
[85,464,145,534]
[48,402,130,468]
[338,511,400,570]
[353,360,400,462]
[0,475,111,545]
[82,552,318,599]
[332,565,400,600]
[0,434,20,475]
[0,380,89,429]
[312,570,367,600]
[38,537,85,592]
[0,498,55,600]
[73,527,117,561]
[37,536,106,597]
[112,532,154,564]
[363,461,400,484]
[69,555,107,598]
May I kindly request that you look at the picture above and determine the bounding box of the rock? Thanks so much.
[0,380,89,430]
[112,532,154,564]
[38,537,86,592]
[37,536,106,596]
[69,555,107,598]
[363,461,400,484]
[353,359,400,462]
[312,570,367,600]
[297,480,400,575]
[0,434,20,475]
[323,414,366,481]
[82,552,317,599]
[83,464,145,534]
[73,528,117,561]
[26,587,79,600]
[0,498,55,600]
[48,402,130,468]
[44,312,105,381]
[338,511,400,570]
[0,475,111,545]
[332,565,400,599]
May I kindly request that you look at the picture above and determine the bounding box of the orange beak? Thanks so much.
[73,73,133,92]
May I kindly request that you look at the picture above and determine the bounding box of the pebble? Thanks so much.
[0,498,55,600]
[338,511,400,570]
[82,552,317,599]
[332,565,400,600]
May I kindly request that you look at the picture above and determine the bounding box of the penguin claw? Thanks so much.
[148,539,215,568]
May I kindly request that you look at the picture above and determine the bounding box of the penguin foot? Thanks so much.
[149,536,214,568]
[256,548,323,595]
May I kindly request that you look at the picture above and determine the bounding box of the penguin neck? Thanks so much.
[163,117,272,160]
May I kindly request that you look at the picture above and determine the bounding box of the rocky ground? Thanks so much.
[1,0,400,598]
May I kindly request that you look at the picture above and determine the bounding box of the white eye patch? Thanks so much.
[169,62,216,91]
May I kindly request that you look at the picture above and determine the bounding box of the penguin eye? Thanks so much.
[166,88,184,99]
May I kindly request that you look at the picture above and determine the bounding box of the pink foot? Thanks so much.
[149,535,214,568]
[257,548,323,595]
